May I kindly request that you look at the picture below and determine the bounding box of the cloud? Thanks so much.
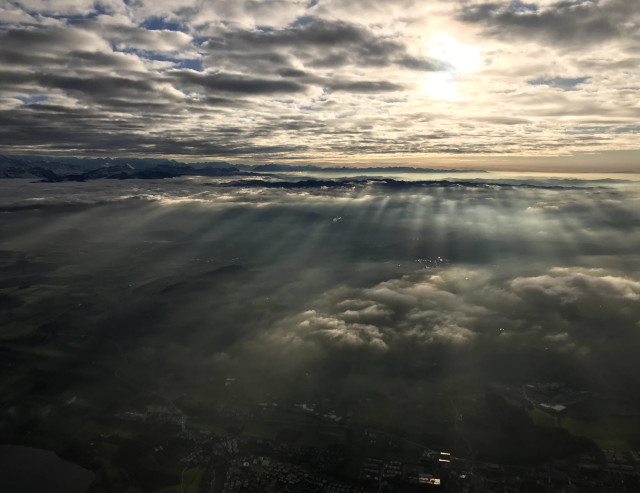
[2,175,638,398]
[85,17,197,55]
[259,254,639,364]
[201,18,442,75]
[457,0,639,46]
[527,76,590,91]
[324,80,404,93]
[0,1,637,162]
[511,267,640,303]
[35,73,158,99]
[0,25,111,67]
[275,270,489,352]
[297,310,389,349]
[8,0,110,17]
[169,70,308,95]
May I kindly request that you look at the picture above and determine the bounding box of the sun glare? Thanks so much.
[424,33,481,101]
[424,73,459,101]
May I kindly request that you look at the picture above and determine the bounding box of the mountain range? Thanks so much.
[0,155,486,181]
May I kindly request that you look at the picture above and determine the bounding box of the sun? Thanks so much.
[424,34,481,101]
[424,73,459,101]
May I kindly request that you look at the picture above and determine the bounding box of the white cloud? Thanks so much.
[279,269,491,350]
[511,267,640,303]
[261,260,639,359]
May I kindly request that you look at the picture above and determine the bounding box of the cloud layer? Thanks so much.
[264,264,639,366]
[0,1,638,165]
[1,174,639,460]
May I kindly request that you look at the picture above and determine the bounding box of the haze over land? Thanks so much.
[1,173,639,485]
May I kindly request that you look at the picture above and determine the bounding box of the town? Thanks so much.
[112,402,640,492]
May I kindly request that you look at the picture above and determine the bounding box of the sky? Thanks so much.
[0,0,638,170]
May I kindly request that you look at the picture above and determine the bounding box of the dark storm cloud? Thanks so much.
[457,0,640,45]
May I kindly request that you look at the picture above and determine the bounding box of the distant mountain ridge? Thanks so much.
[248,163,486,173]
[0,155,487,181]
[0,155,238,170]
[0,155,244,181]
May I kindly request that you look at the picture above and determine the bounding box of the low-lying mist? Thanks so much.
[1,175,639,460]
